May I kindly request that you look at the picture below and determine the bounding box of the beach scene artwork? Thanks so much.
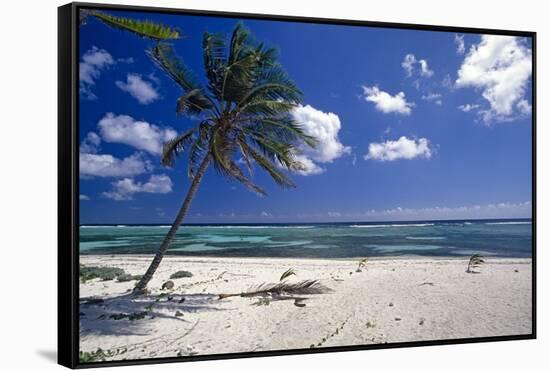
[78,8,533,363]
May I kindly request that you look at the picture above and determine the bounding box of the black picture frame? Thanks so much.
[58,2,537,368]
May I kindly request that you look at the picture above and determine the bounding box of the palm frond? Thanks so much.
[280,268,296,281]
[238,138,295,188]
[203,32,227,100]
[149,43,201,92]
[161,128,196,167]
[176,89,213,116]
[218,279,331,299]
[91,11,180,40]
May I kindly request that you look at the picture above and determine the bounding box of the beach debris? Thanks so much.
[170,270,193,279]
[395,316,402,321]
[108,312,148,321]
[280,268,296,281]
[366,321,376,328]
[419,318,425,325]
[175,311,184,317]
[177,345,198,356]
[294,298,306,307]
[514,269,519,273]
[466,254,485,273]
[218,279,332,299]
[161,280,175,290]
[357,257,369,272]
[81,297,105,305]
[419,282,435,286]
[389,302,394,307]
[178,297,186,303]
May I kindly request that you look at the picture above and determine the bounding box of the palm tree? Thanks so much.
[82,11,317,292]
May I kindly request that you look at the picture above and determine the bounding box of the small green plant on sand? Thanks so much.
[80,266,125,282]
[79,347,128,363]
[466,254,485,273]
[357,258,369,272]
[280,268,296,281]
[116,273,143,282]
[170,270,193,279]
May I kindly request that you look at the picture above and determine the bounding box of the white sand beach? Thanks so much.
[79,255,532,361]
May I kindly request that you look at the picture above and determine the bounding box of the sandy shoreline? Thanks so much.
[79,255,532,362]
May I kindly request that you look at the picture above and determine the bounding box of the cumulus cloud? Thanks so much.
[80,152,152,178]
[98,113,177,155]
[291,104,351,175]
[458,103,480,112]
[454,34,465,54]
[260,211,272,217]
[116,73,159,104]
[362,86,414,115]
[364,136,432,162]
[455,35,532,123]
[80,132,102,154]
[401,54,433,77]
[516,99,532,115]
[102,174,173,201]
[79,194,90,201]
[79,46,115,100]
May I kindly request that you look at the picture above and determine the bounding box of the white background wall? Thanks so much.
[0,0,546,369]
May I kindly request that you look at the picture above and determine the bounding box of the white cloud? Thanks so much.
[98,113,177,155]
[291,104,351,175]
[422,93,442,105]
[458,103,480,112]
[79,194,90,201]
[79,46,115,100]
[401,54,433,77]
[358,201,531,221]
[455,35,532,123]
[260,211,272,217]
[328,211,341,217]
[516,99,532,115]
[418,59,434,77]
[364,136,432,162]
[362,86,414,115]
[116,73,160,104]
[102,174,173,201]
[454,34,465,54]
[80,132,102,154]
[401,54,416,77]
[442,74,453,90]
[80,152,152,178]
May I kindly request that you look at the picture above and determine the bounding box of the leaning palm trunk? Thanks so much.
[133,155,211,293]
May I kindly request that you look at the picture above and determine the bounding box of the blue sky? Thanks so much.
[78,9,533,224]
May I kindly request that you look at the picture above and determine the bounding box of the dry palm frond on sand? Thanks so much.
[280,268,296,281]
[218,279,331,299]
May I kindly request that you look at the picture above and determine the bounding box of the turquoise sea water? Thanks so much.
[79,219,532,258]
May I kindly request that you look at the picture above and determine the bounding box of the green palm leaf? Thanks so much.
[90,11,181,40]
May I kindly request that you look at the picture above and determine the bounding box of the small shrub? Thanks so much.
[116,273,143,282]
[80,266,125,282]
[175,310,184,317]
[170,270,193,279]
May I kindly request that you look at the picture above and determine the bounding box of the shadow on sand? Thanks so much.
[80,292,224,337]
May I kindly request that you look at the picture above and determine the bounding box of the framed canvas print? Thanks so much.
[58,2,536,368]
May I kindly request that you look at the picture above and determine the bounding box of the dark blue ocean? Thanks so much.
[79,219,532,258]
